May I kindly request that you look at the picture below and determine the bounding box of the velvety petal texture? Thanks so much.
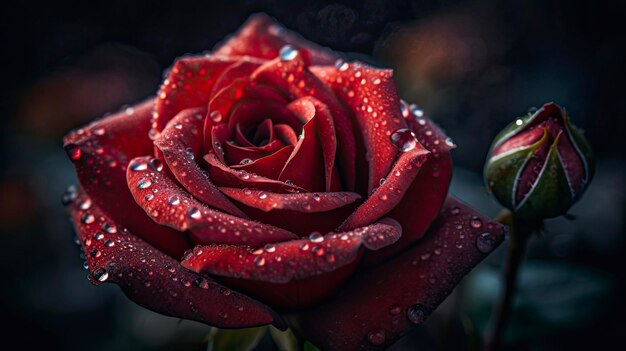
[64,12,503,341]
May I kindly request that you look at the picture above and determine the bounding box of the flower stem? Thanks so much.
[484,212,533,351]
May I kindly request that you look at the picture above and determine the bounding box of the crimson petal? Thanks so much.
[252,53,357,192]
[230,146,295,180]
[204,153,307,193]
[311,63,408,194]
[339,144,430,231]
[181,219,401,308]
[63,99,190,258]
[295,197,505,350]
[213,13,339,65]
[127,156,298,247]
[287,97,337,191]
[153,56,235,133]
[66,187,284,329]
[154,107,247,217]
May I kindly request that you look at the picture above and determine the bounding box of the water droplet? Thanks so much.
[104,239,115,247]
[240,158,253,165]
[188,207,201,219]
[93,127,106,135]
[150,158,163,171]
[417,118,427,126]
[77,197,92,210]
[93,232,104,240]
[92,267,109,282]
[210,110,222,122]
[258,192,268,199]
[528,106,538,114]
[312,193,321,202]
[83,261,89,269]
[194,277,209,289]
[476,232,498,253]
[470,216,483,229]
[253,256,266,266]
[336,60,349,71]
[148,128,160,140]
[168,195,180,206]
[367,330,386,346]
[185,147,195,160]
[264,244,276,253]
[379,177,386,186]
[144,193,154,201]
[137,178,152,189]
[407,304,426,324]
[450,206,460,215]
[279,45,298,61]
[420,253,431,261]
[102,223,117,234]
[299,242,309,251]
[390,129,417,152]
[90,249,101,258]
[68,146,82,160]
[312,246,325,257]
[130,160,148,171]
[309,232,324,243]
[125,107,135,115]
[61,185,78,206]
[285,180,294,185]
[81,213,95,224]
[445,137,455,147]
[389,304,402,316]
[515,119,524,126]
[371,77,381,85]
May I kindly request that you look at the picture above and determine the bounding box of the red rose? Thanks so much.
[64,14,504,350]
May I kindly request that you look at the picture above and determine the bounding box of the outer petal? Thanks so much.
[154,107,247,217]
[127,156,298,247]
[182,219,402,309]
[65,188,284,329]
[312,63,408,194]
[213,13,340,65]
[153,56,234,133]
[63,99,190,258]
[295,197,505,350]
[219,188,361,235]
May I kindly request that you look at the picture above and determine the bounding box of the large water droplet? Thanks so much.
[150,158,163,172]
[102,223,117,234]
[188,207,201,219]
[309,232,324,243]
[476,232,498,253]
[390,129,418,152]
[336,60,349,71]
[130,160,148,171]
[81,213,95,224]
[264,244,276,253]
[168,195,181,206]
[240,158,253,165]
[62,185,78,206]
[137,178,152,189]
[407,304,426,324]
[92,267,109,282]
[279,45,298,61]
[77,197,92,210]
[258,192,268,200]
[470,216,483,229]
[210,110,222,122]
[367,330,386,346]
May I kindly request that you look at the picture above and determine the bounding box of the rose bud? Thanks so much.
[484,102,594,219]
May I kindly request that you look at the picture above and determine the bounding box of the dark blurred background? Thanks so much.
[1,0,624,350]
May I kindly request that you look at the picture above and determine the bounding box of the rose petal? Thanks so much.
[400,99,455,154]
[213,13,339,65]
[230,146,295,180]
[219,188,361,235]
[252,53,357,192]
[287,97,337,191]
[204,152,307,193]
[338,144,430,231]
[181,219,401,308]
[210,58,264,97]
[228,100,302,136]
[223,139,285,166]
[66,188,284,329]
[278,114,325,192]
[251,118,274,145]
[153,56,235,133]
[311,63,409,194]
[127,156,298,247]
[273,124,298,145]
[295,196,505,350]
[154,108,247,217]
[63,99,190,257]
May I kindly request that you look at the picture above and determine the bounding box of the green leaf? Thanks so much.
[269,326,300,351]
[463,261,615,343]
[206,326,267,351]
[303,341,321,351]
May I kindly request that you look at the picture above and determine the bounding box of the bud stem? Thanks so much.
[484,211,536,351]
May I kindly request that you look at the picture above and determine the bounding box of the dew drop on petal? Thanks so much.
[390,129,417,152]
[130,160,148,171]
[187,207,201,220]
[407,304,426,324]
[309,232,324,243]
[168,195,181,206]
[81,213,95,224]
[210,110,222,123]
[240,158,253,165]
[102,223,117,234]
[137,178,152,189]
[470,216,483,229]
[92,267,108,282]
[367,330,386,346]
[279,45,298,61]
[253,256,266,267]
[476,232,498,253]
[150,158,163,172]
[258,192,268,199]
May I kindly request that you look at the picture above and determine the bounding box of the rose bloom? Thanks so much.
[63,14,504,350]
